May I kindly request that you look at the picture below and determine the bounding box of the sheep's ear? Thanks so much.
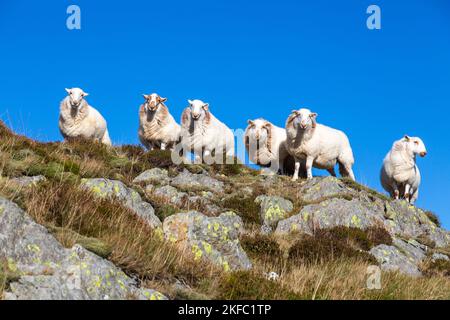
[188,99,193,105]
[82,92,89,97]
[263,122,272,131]
[291,110,297,114]
[310,112,318,118]
[247,120,254,126]
[404,135,411,141]
[142,94,149,100]
[159,97,167,103]
[202,103,209,111]
[65,88,71,95]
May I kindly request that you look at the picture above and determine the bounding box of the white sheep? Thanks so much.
[59,88,112,146]
[138,93,181,151]
[244,118,295,175]
[180,99,234,163]
[380,135,427,204]
[285,108,355,181]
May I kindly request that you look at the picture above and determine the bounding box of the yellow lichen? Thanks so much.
[351,215,361,227]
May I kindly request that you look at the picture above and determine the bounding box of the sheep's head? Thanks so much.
[187,99,209,121]
[65,88,88,108]
[246,119,271,144]
[143,93,167,112]
[403,135,427,157]
[289,108,317,130]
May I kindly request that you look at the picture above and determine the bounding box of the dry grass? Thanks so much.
[277,259,450,300]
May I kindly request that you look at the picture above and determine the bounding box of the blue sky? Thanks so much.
[1,1,449,228]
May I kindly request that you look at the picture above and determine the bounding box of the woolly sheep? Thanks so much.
[138,93,181,151]
[380,135,427,204]
[180,99,234,163]
[59,88,111,146]
[244,118,295,175]
[285,108,355,181]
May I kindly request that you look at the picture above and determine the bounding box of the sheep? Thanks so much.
[244,118,295,175]
[380,135,427,204]
[138,93,181,151]
[59,88,112,146]
[180,99,234,164]
[285,108,355,181]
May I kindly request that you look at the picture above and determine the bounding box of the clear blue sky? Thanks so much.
[1,1,449,228]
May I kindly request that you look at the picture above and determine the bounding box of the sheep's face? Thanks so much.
[291,108,317,130]
[188,99,209,121]
[65,88,88,108]
[143,93,167,112]
[246,119,270,144]
[403,136,427,157]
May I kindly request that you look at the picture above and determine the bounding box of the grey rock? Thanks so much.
[0,197,167,300]
[9,175,46,187]
[275,198,385,235]
[81,178,161,229]
[384,201,450,248]
[299,176,355,202]
[392,238,427,265]
[170,169,224,193]
[151,185,221,215]
[163,211,251,271]
[153,185,188,207]
[255,195,293,232]
[431,253,450,262]
[133,168,170,186]
[370,244,422,277]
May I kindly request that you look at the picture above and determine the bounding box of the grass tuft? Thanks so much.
[216,271,302,300]
[222,195,261,226]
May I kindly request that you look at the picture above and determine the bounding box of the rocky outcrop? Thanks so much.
[163,211,252,271]
[273,176,450,276]
[384,201,450,248]
[369,244,422,277]
[170,169,224,193]
[81,178,161,229]
[255,195,293,233]
[0,197,166,300]
[133,168,170,186]
[9,175,46,187]
[136,169,223,215]
[297,177,356,202]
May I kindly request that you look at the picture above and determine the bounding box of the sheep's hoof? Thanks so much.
[291,177,298,182]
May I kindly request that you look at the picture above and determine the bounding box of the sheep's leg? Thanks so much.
[292,158,301,182]
[305,156,314,180]
[392,181,400,200]
[327,167,337,177]
[194,153,202,164]
[404,184,411,202]
[347,169,356,181]
[279,161,284,175]
[203,149,213,165]
[338,161,355,181]
[410,189,419,205]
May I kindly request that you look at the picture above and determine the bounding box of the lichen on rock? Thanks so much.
[81,178,161,229]
[163,211,252,271]
[0,197,166,300]
[255,195,293,233]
